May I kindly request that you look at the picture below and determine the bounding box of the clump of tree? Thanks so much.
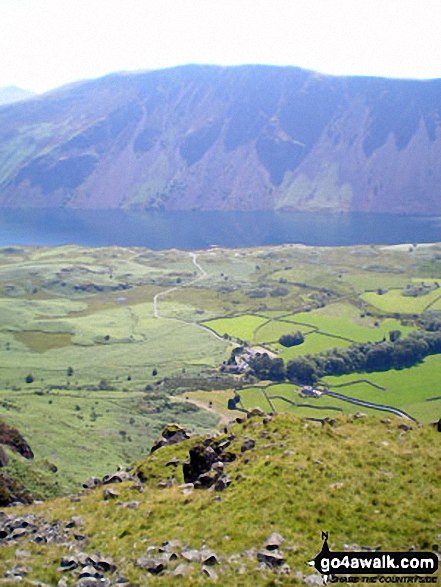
[279,331,304,347]
[419,310,441,332]
[248,353,285,381]
[286,329,441,384]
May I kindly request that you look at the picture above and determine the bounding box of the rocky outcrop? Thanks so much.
[0,421,33,459]
[150,423,192,453]
[182,434,238,491]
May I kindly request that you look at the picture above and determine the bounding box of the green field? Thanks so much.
[202,314,267,341]
[284,303,415,342]
[362,288,441,314]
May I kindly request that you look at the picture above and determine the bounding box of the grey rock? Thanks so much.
[278,563,291,575]
[160,539,183,551]
[264,532,284,550]
[240,438,255,453]
[135,556,165,574]
[94,554,117,573]
[257,549,285,567]
[102,471,133,485]
[73,579,111,587]
[10,527,27,539]
[200,565,218,581]
[103,488,119,500]
[118,500,140,509]
[157,480,174,489]
[242,548,258,560]
[82,477,101,489]
[79,565,104,579]
[179,483,194,495]
[303,573,324,587]
[181,549,201,563]
[172,563,192,577]
[353,412,368,420]
[66,516,85,528]
[214,474,231,492]
[200,549,220,565]
[15,549,31,559]
[58,555,78,572]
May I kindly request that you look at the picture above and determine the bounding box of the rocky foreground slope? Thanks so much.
[1,65,441,213]
[0,413,439,585]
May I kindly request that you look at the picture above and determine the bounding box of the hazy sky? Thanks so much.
[1,0,441,93]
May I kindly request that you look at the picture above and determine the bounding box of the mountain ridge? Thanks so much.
[1,64,441,213]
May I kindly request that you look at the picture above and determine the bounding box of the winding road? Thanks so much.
[153,252,225,341]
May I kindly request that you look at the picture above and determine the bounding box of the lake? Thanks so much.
[0,208,440,249]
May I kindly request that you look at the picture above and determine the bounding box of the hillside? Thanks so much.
[1,65,441,213]
[0,413,439,585]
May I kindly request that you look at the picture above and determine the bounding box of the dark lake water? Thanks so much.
[0,208,440,249]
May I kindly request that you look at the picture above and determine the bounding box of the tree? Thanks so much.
[279,331,304,347]
[67,366,74,377]
[249,354,285,381]
[25,374,34,384]
[389,330,402,342]
[286,358,318,385]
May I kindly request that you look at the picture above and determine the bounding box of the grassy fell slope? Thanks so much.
[0,413,439,585]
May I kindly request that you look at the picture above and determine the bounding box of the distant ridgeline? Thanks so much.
[0,65,441,213]
[248,313,441,385]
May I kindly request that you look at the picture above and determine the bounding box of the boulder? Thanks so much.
[214,474,231,492]
[66,516,84,528]
[201,565,218,581]
[82,477,101,489]
[118,500,140,509]
[79,565,104,579]
[151,424,192,453]
[172,563,192,577]
[240,438,255,453]
[135,556,165,574]
[264,532,284,550]
[102,471,133,485]
[183,445,218,483]
[182,549,202,563]
[257,549,285,567]
[201,549,220,565]
[103,488,119,500]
